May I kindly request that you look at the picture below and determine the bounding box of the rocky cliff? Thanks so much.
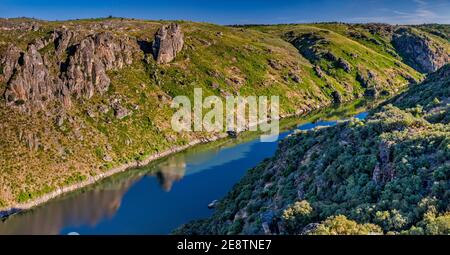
[393,27,449,73]
[63,32,135,100]
[2,30,137,109]
[1,22,185,110]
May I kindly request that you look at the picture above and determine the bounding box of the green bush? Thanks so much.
[310,215,383,235]
[282,200,313,233]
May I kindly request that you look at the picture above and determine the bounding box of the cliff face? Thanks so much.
[2,29,138,109]
[63,32,135,100]
[0,22,186,110]
[393,27,449,73]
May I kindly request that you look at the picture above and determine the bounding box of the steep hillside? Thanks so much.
[176,65,450,235]
[247,23,424,101]
[0,18,435,210]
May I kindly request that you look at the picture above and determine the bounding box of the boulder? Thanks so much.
[268,59,282,70]
[337,58,352,73]
[331,90,343,104]
[300,223,320,235]
[111,101,130,120]
[314,65,324,78]
[208,200,219,209]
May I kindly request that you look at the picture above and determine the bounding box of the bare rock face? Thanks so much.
[1,29,136,109]
[54,29,77,58]
[0,20,40,31]
[3,44,64,107]
[152,23,184,64]
[392,28,449,73]
[64,32,134,99]
[0,44,21,83]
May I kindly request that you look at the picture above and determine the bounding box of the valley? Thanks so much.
[0,18,449,235]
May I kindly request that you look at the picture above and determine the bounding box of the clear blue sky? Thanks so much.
[1,0,449,25]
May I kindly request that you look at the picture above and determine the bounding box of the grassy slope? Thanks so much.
[176,65,450,235]
[248,24,424,97]
[414,24,450,42]
[0,18,428,208]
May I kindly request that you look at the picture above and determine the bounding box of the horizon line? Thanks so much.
[1,16,449,26]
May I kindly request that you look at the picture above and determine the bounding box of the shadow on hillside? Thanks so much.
[137,40,153,55]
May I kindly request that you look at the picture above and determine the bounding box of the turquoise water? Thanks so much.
[0,112,367,235]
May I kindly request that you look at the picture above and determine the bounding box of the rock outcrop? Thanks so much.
[372,141,394,185]
[1,30,136,109]
[63,32,134,99]
[3,44,66,107]
[0,44,21,83]
[152,23,184,64]
[392,28,449,73]
[54,29,77,58]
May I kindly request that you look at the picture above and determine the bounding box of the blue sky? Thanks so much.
[1,0,449,24]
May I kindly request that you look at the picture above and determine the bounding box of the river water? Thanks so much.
[0,111,368,234]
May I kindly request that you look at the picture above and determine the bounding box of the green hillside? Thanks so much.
[176,64,450,235]
[0,18,447,210]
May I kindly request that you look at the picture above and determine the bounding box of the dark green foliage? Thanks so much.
[177,65,450,235]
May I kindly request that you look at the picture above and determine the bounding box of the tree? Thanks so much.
[282,200,313,233]
[374,210,408,231]
[310,215,383,235]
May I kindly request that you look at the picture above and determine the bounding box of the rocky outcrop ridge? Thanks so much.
[3,44,66,108]
[1,23,185,109]
[393,28,449,73]
[152,23,184,64]
[63,32,135,99]
[1,30,136,109]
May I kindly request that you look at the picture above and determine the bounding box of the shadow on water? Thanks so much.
[0,99,374,235]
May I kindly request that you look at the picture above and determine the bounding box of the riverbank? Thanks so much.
[0,98,378,220]
[0,133,229,219]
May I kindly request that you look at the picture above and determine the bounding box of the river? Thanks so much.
[0,108,368,234]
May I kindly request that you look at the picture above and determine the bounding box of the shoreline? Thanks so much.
[0,133,229,219]
[0,111,301,219]
[0,98,364,219]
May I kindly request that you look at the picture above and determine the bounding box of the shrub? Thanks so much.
[310,215,383,235]
[282,200,313,233]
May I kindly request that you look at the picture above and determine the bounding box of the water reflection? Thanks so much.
[0,110,368,235]
[0,134,254,234]
[153,138,255,191]
[156,156,186,191]
[0,177,139,235]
